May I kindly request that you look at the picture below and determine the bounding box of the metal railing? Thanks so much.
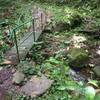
[0,19,33,62]
[0,9,46,63]
[13,18,36,62]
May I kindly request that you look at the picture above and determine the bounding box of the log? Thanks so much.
[78,29,100,38]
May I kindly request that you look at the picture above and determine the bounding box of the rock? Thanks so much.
[70,35,87,48]
[84,86,96,100]
[68,69,87,82]
[68,48,89,69]
[53,22,70,32]
[53,10,82,32]
[96,50,100,55]
[71,35,86,44]
[12,71,25,85]
[20,74,53,97]
[0,67,3,71]
[93,66,100,77]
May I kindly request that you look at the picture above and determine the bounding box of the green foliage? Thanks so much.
[34,57,80,100]
[0,0,100,99]
[88,80,98,88]
[16,95,28,100]
[0,42,8,53]
[47,6,82,31]
[31,43,45,63]
[94,93,100,100]
[0,0,14,8]
[17,61,37,76]
[41,57,68,79]
[35,56,97,100]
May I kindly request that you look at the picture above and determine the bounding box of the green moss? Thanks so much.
[68,48,89,68]
[52,7,82,31]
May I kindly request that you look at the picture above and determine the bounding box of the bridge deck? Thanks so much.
[4,31,42,64]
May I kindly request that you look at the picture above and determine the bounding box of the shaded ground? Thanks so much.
[0,66,20,94]
[1,30,100,99]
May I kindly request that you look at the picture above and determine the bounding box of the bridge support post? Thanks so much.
[13,29,20,63]
[32,18,36,42]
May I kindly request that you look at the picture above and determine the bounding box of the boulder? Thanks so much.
[93,66,100,77]
[12,71,25,85]
[70,35,87,48]
[20,74,53,97]
[68,48,89,69]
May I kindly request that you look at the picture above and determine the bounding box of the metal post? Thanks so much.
[41,13,43,30]
[32,18,36,42]
[13,29,20,63]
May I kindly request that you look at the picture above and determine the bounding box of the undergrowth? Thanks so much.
[0,0,100,100]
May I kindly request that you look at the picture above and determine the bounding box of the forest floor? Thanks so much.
[0,1,100,100]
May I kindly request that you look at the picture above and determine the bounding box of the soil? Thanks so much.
[0,66,21,95]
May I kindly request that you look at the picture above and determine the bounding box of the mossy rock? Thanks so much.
[70,14,82,28]
[93,66,100,77]
[68,48,89,68]
[52,7,83,32]
[63,8,83,29]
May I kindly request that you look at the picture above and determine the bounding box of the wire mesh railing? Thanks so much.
[0,8,47,63]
